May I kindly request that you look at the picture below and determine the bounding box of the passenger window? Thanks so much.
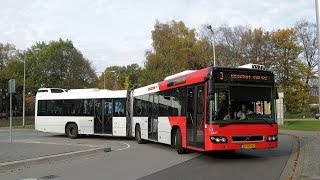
[113,99,125,117]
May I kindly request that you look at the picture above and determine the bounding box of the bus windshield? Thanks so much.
[208,85,276,124]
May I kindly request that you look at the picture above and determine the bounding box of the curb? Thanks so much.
[278,133,300,180]
[0,147,111,172]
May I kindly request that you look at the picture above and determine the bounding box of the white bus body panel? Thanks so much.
[36,116,94,134]
[132,117,148,139]
[157,117,171,144]
[113,117,126,136]
[35,89,128,137]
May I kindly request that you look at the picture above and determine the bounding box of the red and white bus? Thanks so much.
[130,64,278,153]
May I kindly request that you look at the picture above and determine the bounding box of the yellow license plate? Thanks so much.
[241,144,256,149]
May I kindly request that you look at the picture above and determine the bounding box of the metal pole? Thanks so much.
[104,73,106,89]
[10,91,12,143]
[316,0,320,117]
[211,30,216,67]
[207,25,216,67]
[22,55,26,127]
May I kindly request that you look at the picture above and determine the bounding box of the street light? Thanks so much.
[316,0,320,117]
[206,25,216,67]
[97,71,115,89]
[22,51,26,127]
[104,70,116,89]
[96,72,106,89]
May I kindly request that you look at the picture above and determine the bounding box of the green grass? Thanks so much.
[0,116,34,127]
[279,120,320,131]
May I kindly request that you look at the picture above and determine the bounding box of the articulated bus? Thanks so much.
[35,88,129,138]
[35,64,278,154]
[131,64,278,153]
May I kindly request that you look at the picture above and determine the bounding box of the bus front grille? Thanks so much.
[232,136,263,142]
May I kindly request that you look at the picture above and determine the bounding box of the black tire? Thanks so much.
[135,125,146,144]
[66,123,78,139]
[175,128,186,154]
[171,129,176,148]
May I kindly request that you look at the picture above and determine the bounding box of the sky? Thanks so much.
[0,0,316,72]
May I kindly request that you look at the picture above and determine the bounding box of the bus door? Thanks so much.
[104,99,113,134]
[186,85,204,148]
[94,99,103,134]
[148,94,158,141]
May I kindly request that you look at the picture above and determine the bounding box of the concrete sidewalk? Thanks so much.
[0,141,105,172]
[280,130,320,180]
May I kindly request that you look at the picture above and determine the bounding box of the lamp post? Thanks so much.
[97,70,117,89]
[22,52,26,127]
[206,25,216,67]
[316,0,320,117]
[206,25,218,119]
[97,71,109,89]
[103,72,106,89]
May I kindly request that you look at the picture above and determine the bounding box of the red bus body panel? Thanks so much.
[151,67,277,152]
[205,124,278,151]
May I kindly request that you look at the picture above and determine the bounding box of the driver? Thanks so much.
[237,104,253,120]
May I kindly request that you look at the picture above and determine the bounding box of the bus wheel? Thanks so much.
[66,123,78,139]
[175,128,186,154]
[171,129,177,148]
[135,125,145,144]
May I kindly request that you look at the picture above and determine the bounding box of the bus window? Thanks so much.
[114,99,125,117]
[37,100,63,116]
[134,95,148,116]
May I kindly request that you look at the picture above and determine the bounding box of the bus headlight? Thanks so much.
[210,136,228,143]
[267,135,277,142]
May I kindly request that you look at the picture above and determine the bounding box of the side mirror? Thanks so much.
[208,79,214,95]
[275,88,279,99]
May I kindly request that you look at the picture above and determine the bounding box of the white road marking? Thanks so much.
[0,139,99,148]
[112,141,131,151]
[0,138,131,152]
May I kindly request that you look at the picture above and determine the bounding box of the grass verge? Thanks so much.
[279,120,320,131]
[0,117,34,127]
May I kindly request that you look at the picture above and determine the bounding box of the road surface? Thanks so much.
[0,129,294,180]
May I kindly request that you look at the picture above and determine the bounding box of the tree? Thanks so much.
[269,28,311,113]
[200,24,250,67]
[25,39,97,92]
[98,64,142,90]
[240,28,273,67]
[0,43,17,69]
[0,43,21,113]
[0,43,19,90]
[142,20,209,85]
[295,20,318,70]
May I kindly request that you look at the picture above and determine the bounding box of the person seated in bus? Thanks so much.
[119,111,125,117]
[237,104,253,120]
[217,100,230,120]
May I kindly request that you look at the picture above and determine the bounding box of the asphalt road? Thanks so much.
[0,129,294,180]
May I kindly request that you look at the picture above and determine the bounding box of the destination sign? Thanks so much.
[212,69,274,84]
[230,74,269,81]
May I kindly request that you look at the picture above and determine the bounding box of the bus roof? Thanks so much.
[132,65,274,97]
[36,89,127,100]
[133,67,210,96]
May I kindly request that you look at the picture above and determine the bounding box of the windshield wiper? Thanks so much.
[218,119,274,127]
[218,121,237,127]
[260,119,274,127]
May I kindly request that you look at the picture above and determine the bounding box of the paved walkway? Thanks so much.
[280,130,320,180]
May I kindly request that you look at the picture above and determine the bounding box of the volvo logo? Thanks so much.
[244,136,251,141]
